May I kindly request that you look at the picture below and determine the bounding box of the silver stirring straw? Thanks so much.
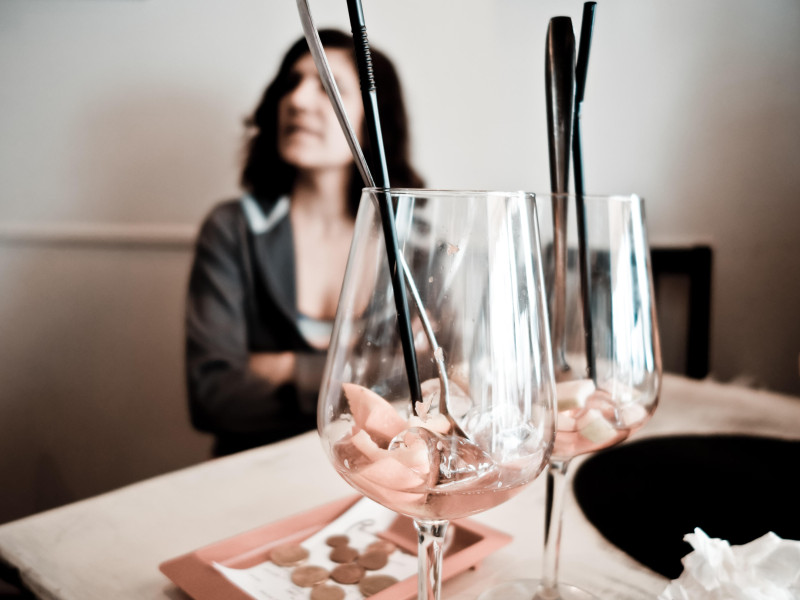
[296,0,374,187]
[297,0,424,411]
[295,0,459,430]
[545,16,576,380]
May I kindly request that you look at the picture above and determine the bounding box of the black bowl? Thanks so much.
[572,434,800,579]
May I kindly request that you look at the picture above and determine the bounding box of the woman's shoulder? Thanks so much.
[194,198,248,249]
[201,198,245,225]
[197,195,291,245]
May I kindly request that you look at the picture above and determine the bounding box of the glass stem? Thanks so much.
[540,457,572,596]
[414,519,449,600]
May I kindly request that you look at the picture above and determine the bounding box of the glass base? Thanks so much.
[477,579,598,600]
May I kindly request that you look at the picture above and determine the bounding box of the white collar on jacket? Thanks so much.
[240,194,290,235]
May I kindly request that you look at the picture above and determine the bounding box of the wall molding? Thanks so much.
[0,221,198,249]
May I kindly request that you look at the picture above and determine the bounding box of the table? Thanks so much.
[1,374,799,600]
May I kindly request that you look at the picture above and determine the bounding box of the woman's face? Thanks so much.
[277,48,364,173]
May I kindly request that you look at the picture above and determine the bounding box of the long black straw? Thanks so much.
[346,0,390,189]
[573,1,597,381]
[346,0,423,408]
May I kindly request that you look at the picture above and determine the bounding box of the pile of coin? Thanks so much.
[268,534,401,599]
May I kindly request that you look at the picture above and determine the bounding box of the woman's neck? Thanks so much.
[291,167,351,220]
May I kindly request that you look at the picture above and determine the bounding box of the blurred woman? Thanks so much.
[185,29,423,457]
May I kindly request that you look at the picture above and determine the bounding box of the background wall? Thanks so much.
[1,0,798,525]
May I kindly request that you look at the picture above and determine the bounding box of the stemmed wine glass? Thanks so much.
[317,188,556,600]
[479,193,662,600]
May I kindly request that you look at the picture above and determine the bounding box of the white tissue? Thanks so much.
[658,528,800,600]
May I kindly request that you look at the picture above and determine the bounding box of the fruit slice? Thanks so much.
[343,383,407,447]
[358,456,426,490]
[350,429,386,461]
[408,413,451,435]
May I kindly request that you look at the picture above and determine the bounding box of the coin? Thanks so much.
[325,534,349,547]
[310,584,345,600]
[290,564,329,587]
[329,545,359,563]
[270,542,309,567]
[357,549,388,570]
[366,539,396,555]
[330,563,366,585]
[359,574,399,596]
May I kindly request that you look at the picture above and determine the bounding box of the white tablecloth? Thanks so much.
[1,374,799,600]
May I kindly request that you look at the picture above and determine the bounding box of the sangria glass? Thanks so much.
[317,188,557,600]
[479,193,662,600]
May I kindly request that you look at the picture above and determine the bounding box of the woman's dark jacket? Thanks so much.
[185,196,326,456]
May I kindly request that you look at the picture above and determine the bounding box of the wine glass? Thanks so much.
[317,188,556,600]
[478,193,662,600]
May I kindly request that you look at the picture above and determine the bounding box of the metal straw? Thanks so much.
[296,0,426,409]
[296,0,373,187]
[545,17,576,379]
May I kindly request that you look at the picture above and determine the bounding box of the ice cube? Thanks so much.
[420,377,473,419]
[556,379,595,412]
[577,409,618,444]
[619,402,649,427]
[435,435,496,487]
[557,412,578,431]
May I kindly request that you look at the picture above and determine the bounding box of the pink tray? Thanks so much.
[159,495,512,599]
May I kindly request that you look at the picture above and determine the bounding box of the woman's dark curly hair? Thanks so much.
[240,29,424,218]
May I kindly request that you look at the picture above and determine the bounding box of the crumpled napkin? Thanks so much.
[658,528,800,600]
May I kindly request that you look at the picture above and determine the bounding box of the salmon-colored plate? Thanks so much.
[159,495,512,599]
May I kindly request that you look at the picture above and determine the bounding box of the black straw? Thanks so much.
[574,2,596,106]
[573,1,597,381]
[346,0,423,408]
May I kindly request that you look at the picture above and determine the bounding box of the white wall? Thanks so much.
[1,0,798,523]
